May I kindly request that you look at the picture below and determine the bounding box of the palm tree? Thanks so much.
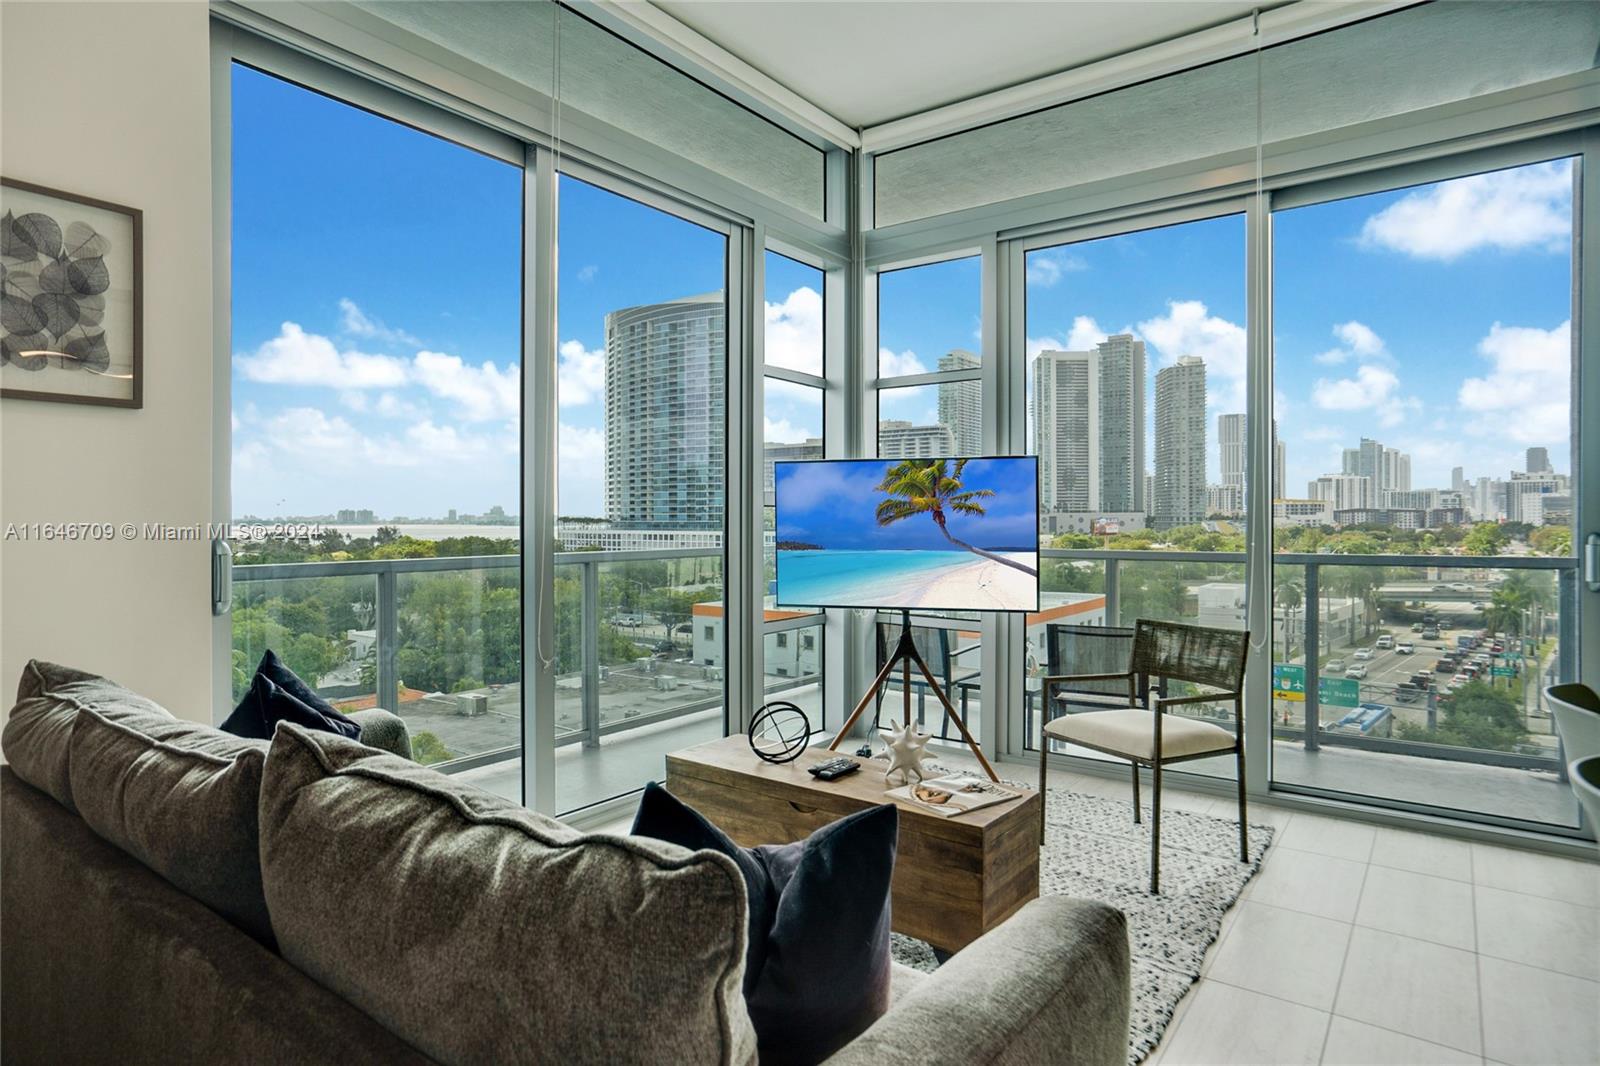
[875,458,1038,577]
[1276,578,1304,660]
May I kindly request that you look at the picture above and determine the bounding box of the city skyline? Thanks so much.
[233,66,1575,531]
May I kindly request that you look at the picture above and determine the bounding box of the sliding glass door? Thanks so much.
[552,174,729,813]
[1270,154,1582,830]
[229,64,523,773]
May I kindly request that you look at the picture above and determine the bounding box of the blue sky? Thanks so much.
[775,458,1039,551]
[233,62,1575,521]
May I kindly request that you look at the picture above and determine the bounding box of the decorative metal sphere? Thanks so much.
[748,701,811,764]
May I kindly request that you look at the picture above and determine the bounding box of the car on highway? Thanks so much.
[1410,622,1425,632]
[1449,582,1471,591]
[1409,672,1434,689]
[1490,642,1505,653]
[1353,648,1375,661]
[1396,640,1415,654]
[1436,657,1459,672]
[1345,664,1369,679]
[1325,658,1345,673]
[1394,683,1421,703]
[1422,626,1440,640]
[1376,635,1394,649]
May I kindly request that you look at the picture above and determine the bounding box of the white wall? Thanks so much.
[1,2,215,721]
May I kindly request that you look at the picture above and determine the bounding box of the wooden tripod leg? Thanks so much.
[904,643,999,782]
[827,651,904,751]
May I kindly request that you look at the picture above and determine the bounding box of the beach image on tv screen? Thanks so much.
[773,456,1040,612]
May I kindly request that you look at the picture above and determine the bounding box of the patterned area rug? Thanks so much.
[888,772,1273,1066]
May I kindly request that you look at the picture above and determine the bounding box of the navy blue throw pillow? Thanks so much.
[631,782,897,1066]
[221,653,360,741]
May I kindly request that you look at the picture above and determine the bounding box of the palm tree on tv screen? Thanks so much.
[874,458,1038,577]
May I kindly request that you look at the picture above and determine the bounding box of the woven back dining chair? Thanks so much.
[1040,618,1250,894]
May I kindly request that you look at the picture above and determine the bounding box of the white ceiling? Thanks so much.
[652,0,1276,129]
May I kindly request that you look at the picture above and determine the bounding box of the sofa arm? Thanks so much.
[826,898,1129,1066]
[346,709,412,760]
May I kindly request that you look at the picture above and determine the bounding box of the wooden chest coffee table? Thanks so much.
[665,735,1041,953]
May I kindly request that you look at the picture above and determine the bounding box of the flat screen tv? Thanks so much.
[773,456,1040,613]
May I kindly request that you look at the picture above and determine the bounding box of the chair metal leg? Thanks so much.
[1236,743,1249,862]
[1038,727,1049,846]
[1150,759,1162,894]
[1131,760,1142,823]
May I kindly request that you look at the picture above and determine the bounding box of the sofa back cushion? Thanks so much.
[2,660,174,810]
[68,706,273,944]
[258,724,757,1066]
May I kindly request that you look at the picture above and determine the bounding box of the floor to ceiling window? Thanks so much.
[873,254,987,747]
[762,250,827,728]
[229,64,522,769]
[1021,213,1247,781]
[1271,154,1581,830]
[551,174,729,813]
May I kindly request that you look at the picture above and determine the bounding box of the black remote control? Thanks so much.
[809,756,860,781]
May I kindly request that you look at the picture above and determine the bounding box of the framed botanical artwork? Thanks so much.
[1,177,142,408]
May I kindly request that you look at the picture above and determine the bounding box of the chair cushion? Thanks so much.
[2,660,177,811]
[68,704,273,943]
[258,723,758,1066]
[1044,707,1235,761]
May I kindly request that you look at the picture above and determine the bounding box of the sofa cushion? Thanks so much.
[632,782,899,1066]
[223,650,360,741]
[222,669,360,742]
[68,705,273,944]
[258,723,758,1066]
[2,660,175,811]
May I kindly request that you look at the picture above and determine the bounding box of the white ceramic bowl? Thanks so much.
[1569,755,1600,856]
[1546,684,1600,766]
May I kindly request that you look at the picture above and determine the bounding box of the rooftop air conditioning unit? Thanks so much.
[457,693,489,717]
[654,676,679,692]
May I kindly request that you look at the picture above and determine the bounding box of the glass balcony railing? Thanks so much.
[232,549,728,804]
[1027,547,1583,833]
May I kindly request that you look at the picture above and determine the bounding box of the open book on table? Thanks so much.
[885,774,1022,818]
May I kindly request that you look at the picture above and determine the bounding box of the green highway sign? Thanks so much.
[1320,677,1360,709]
[1491,666,1515,677]
[1272,664,1359,708]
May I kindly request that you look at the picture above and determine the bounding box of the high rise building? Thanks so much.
[1451,466,1466,492]
[1217,412,1286,510]
[1031,334,1145,514]
[878,420,954,458]
[604,293,725,528]
[936,349,981,455]
[1526,446,1552,474]
[1309,473,1372,512]
[1342,448,1361,476]
[1095,335,1145,513]
[1154,356,1206,529]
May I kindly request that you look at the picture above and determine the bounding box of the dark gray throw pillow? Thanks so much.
[631,782,898,1066]
[222,652,360,741]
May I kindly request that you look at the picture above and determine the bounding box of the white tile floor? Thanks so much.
[570,751,1600,1066]
[1134,779,1600,1066]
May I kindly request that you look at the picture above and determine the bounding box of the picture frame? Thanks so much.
[1,176,143,408]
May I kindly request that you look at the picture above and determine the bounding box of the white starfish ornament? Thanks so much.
[884,719,932,786]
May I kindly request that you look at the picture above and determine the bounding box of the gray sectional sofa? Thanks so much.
[1,661,1131,1065]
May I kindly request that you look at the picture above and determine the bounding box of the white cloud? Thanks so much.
[1311,319,1390,366]
[411,350,519,422]
[1359,160,1572,261]
[557,339,606,406]
[764,286,823,374]
[1025,316,1112,360]
[576,265,599,283]
[1137,300,1246,411]
[338,298,419,348]
[1311,363,1418,426]
[404,420,490,460]
[235,322,409,389]
[1458,319,1571,444]
[1025,252,1085,288]
[1067,315,1111,352]
[763,416,817,444]
[556,422,606,515]
[878,347,928,378]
